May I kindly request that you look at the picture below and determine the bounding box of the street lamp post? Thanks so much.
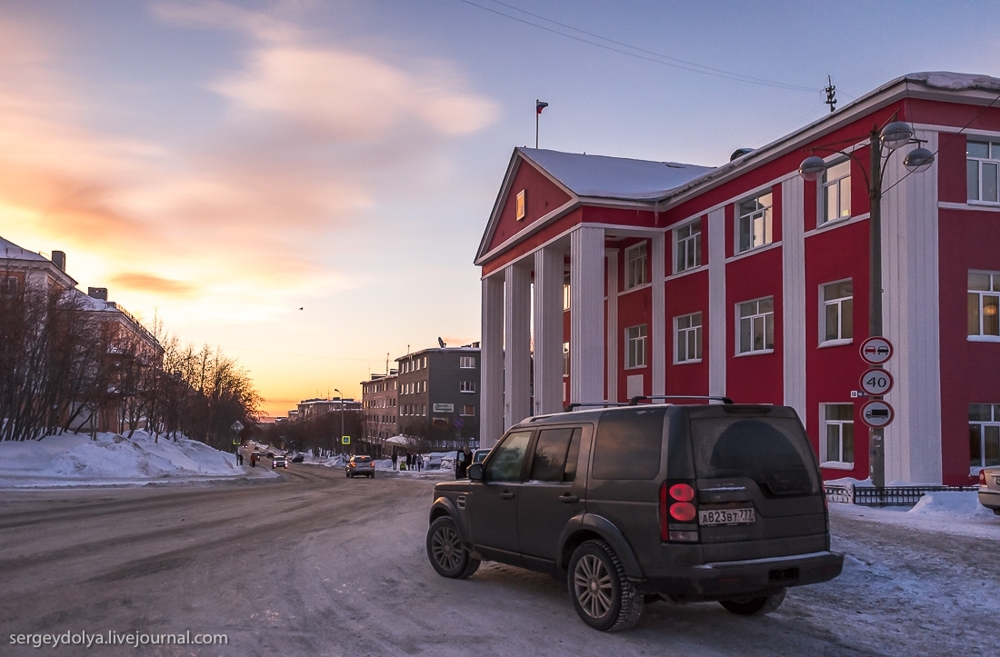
[799,120,933,490]
[334,388,345,454]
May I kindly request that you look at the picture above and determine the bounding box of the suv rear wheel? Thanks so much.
[426,516,480,579]
[568,540,643,631]
[719,588,786,615]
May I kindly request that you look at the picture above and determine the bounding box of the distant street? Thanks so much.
[0,466,996,656]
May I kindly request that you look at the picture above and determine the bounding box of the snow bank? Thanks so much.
[0,431,277,488]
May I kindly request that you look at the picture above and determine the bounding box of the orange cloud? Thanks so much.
[108,272,198,297]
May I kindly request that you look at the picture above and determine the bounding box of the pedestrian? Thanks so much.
[250,452,257,468]
[236,451,243,466]
[454,449,462,479]
[391,452,398,471]
[416,454,422,472]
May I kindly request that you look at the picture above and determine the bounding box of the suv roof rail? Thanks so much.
[627,395,733,406]
[563,401,630,412]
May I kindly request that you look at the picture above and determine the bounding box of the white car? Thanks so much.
[979,466,1000,515]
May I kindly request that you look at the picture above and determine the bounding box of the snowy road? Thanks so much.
[0,466,996,656]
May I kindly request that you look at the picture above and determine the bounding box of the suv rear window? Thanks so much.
[592,408,665,480]
[690,417,819,495]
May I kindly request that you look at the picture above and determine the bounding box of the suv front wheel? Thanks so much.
[568,540,643,631]
[426,516,480,579]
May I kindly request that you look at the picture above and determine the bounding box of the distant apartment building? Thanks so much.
[361,372,398,444]
[396,344,481,449]
[294,397,361,420]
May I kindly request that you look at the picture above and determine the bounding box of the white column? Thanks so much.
[650,232,666,397]
[707,208,727,397]
[480,274,505,448]
[534,247,564,416]
[782,177,807,424]
[570,226,606,404]
[882,130,942,484]
[605,249,619,403]
[504,262,532,428]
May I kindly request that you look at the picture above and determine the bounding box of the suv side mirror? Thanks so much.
[468,463,484,481]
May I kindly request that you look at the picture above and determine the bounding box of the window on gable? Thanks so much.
[969,271,1000,339]
[737,297,774,354]
[822,160,852,223]
[675,220,702,273]
[967,140,1000,203]
[738,190,773,253]
[675,312,703,363]
[822,280,853,344]
[625,242,648,289]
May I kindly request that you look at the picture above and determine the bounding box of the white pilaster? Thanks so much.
[651,232,666,397]
[504,262,532,428]
[534,247,564,416]
[480,274,505,448]
[708,208,727,397]
[605,249,619,403]
[570,226,606,404]
[882,131,942,484]
[782,177,807,424]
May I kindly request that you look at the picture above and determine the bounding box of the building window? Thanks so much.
[821,404,855,467]
[737,297,774,354]
[970,404,1000,468]
[738,190,773,253]
[822,160,851,223]
[822,280,853,344]
[460,356,475,368]
[967,139,1000,203]
[563,273,571,311]
[675,312,702,363]
[625,324,647,369]
[461,404,475,416]
[969,271,1000,339]
[460,381,476,393]
[1,276,19,297]
[562,341,569,376]
[625,242,648,289]
[675,220,701,273]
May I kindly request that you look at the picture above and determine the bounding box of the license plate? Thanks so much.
[699,508,756,526]
[994,476,1000,486]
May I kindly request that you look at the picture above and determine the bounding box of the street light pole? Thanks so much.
[799,119,933,490]
[334,388,345,454]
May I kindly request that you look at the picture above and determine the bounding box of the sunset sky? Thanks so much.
[2,1,997,417]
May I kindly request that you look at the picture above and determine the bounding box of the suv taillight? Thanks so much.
[660,481,699,542]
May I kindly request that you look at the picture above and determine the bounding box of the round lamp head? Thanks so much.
[880,121,914,150]
[903,147,935,173]
[798,155,828,181]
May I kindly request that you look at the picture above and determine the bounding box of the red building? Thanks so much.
[476,72,1000,487]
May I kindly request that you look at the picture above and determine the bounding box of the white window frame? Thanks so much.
[625,324,647,369]
[737,190,773,254]
[967,139,1000,204]
[625,242,648,290]
[674,312,703,363]
[970,403,1000,470]
[822,160,852,224]
[820,403,855,469]
[737,297,774,355]
[675,220,702,273]
[562,273,571,311]
[821,279,853,346]
[969,270,1000,340]
[459,356,475,369]
[460,380,476,393]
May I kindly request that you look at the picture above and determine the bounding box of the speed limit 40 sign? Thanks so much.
[859,369,894,396]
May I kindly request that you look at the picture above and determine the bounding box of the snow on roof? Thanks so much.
[907,71,1000,92]
[518,148,714,202]
[0,235,48,262]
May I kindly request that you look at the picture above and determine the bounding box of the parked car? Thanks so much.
[272,455,287,469]
[291,453,305,463]
[346,455,375,478]
[979,466,1000,515]
[425,397,843,632]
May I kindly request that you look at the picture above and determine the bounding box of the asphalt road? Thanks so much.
[0,466,996,657]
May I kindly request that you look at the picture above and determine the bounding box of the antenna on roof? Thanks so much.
[535,99,548,148]
[825,75,837,113]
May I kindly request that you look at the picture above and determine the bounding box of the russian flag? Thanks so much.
[536,100,548,114]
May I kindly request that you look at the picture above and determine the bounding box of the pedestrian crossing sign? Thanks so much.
[342,436,350,445]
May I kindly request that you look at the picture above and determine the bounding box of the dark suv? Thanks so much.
[425,397,843,631]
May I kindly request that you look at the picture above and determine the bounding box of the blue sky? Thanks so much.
[1,0,997,415]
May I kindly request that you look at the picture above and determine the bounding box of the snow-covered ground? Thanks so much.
[0,431,277,488]
[829,488,1000,540]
